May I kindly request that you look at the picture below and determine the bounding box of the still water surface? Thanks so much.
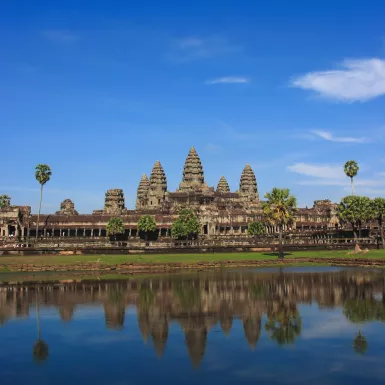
[1,267,385,385]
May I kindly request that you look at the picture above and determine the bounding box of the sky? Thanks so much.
[1,0,385,213]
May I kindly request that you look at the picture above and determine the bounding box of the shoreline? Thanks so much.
[2,257,385,275]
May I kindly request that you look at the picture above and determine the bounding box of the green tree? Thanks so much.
[262,188,297,259]
[265,304,302,345]
[372,197,385,249]
[344,160,359,195]
[0,194,11,209]
[248,221,266,236]
[171,208,200,240]
[106,217,125,241]
[353,331,368,355]
[337,196,374,240]
[137,215,157,240]
[35,164,52,241]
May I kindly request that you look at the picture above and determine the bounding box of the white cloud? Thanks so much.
[172,36,240,62]
[292,58,385,102]
[311,130,370,143]
[43,30,78,43]
[206,76,250,84]
[287,162,344,179]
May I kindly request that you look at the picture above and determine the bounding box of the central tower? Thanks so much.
[178,146,208,192]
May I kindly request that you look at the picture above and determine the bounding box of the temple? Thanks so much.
[0,146,367,245]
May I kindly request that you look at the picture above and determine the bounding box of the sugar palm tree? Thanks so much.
[344,160,359,195]
[262,188,297,259]
[33,290,49,363]
[35,164,52,241]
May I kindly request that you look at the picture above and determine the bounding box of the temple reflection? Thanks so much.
[1,269,385,366]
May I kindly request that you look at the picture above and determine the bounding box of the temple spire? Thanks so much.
[217,176,230,193]
[137,173,150,201]
[239,164,259,202]
[150,161,167,192]
[179,146,205,191]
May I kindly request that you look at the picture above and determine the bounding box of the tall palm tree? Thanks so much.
[262,188,297,259]
[35,164,52,241]
[344,160,359,195]
[33,290,49,363]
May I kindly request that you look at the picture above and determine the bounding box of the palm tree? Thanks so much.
[344,160,359,195]
[33,290,49,363]
[262,188,297,259]
[35,164,52,241]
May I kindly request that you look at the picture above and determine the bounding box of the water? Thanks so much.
[1,267,385,385]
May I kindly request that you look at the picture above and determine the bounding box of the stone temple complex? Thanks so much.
[0,146,359,244]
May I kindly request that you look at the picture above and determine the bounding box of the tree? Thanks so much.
[247,221,266,236]
[372,198,385,249]
[344,160,359,195]
[137,215,157,240]
[265,303,302,345]
[106,217,125,241]
[353,331,368,355]
[171,208,200,240]
[0,194,11,209]
[262,188,297,259]
[33,291,49,364]
[35,164,52,241]
[337,196,374,240]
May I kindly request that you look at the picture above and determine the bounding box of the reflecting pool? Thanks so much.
[1,267,385,384]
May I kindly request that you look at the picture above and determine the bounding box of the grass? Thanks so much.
[1,249,385,266]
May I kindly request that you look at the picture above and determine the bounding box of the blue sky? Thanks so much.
[1,0,385,213]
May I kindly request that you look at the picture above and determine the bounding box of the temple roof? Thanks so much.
[217,176,230,193]
[137,173,150,200]
[150,161,167,192]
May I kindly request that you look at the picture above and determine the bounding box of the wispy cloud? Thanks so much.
[311,130,370,143]
[43,29,79,43]
[292,58,385,102]
[288,162,344,179]
[206,76,250,84]
[172,36,241,62]
[205,144,223,154]
[288,162,385,190]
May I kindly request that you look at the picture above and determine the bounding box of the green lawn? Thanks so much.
[1,249,385,266]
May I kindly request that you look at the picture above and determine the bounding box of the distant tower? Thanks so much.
[136,174,150,209]
[239,165,259,203]
[147,161,167,208]
[104,189,125,215]
[178,146,208,192]
[216,176,230,193]
[56,199,79,215]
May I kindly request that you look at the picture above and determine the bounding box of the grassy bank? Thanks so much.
[1,249,385,266]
